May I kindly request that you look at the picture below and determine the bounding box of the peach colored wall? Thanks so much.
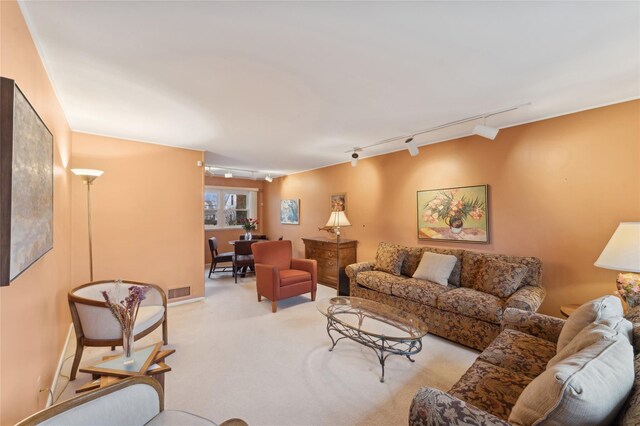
[71,133,205,299]
[264,101,640,317]
[0,1,73,423]
[204,176,264,264]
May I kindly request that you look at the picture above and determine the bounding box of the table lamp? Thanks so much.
[594,222,640,307]
[325,210,351,295]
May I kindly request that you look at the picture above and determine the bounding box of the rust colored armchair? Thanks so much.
[252,240,317,313]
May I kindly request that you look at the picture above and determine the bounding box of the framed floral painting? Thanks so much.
[330,193,346,213]
[417,184,489,243]
[280,199,300,225]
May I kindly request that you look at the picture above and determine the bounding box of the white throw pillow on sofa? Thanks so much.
[557,295,623,351]
[547,319,632,368]
[509,332,634,426]
[412,252,457,286]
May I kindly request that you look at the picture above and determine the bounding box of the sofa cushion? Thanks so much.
[479,328,556,379]
[438,287,505,324]
[373,242,407,276]
[356,271,405,294]
[401,246,424,277]
[391,278,454,307]
[557,295,623,351]
[624,305,640,353]
[449,360,532,421]
[509,333,634,426]
[423,247,464,286]
[615,353,640,425]
[473,258,528,298]
[412,252,458,286]
[461,251,542,289]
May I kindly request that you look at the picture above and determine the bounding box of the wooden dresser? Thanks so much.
[302,237,357,296]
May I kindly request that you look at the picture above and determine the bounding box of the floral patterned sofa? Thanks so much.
[408,303,640,425]
[345,244,545,351]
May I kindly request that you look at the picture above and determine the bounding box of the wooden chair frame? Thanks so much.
[68,280,168,381]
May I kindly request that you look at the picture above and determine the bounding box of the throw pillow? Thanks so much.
[509,333,634,426]
[472,258,528,298]
[547,320,631,368]
[556,295,623,351]
[412,252,458,286]
[373,242,407,276]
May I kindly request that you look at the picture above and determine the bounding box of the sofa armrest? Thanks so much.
[345,261,374,279]
[255,264,279,300]
[506,285,546,312]
[502,307,565,344]
[409,387,510,426]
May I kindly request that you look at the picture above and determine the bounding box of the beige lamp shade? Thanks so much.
[594,222,640,272]
[326,211,351,228]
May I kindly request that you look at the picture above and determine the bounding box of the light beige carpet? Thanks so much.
[56,271,478,425]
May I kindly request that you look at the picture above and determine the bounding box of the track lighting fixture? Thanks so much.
[405,137,419,157]
[206,165,279,181]
[351,152,359,167]
[224,171,233,178]
[345,102,529,164]
[473,117,499,140]
[265,175,273,183]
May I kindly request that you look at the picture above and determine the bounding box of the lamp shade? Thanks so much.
[71,168,103,177]
[594,222,640,272]
[326,211,351,228]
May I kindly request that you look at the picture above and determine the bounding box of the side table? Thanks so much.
[560,304,580,318]
[77,342,174,393]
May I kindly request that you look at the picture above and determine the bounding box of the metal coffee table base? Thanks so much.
[325,315,423,382]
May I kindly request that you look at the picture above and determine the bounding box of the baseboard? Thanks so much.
[47,323,73,407]
[168,296,205,307]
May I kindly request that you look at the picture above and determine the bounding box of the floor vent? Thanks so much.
[168,286,191,299]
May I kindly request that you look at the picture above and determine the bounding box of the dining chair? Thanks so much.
[208,237,234,278]
[68,280,168,380]
[233,240,256,283]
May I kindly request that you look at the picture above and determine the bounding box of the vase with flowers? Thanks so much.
[615,273,640,309]
[102,280,149,365]
[241,218,259,240]
[422,190,485,234]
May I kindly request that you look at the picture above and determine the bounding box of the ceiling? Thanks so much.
[19,1,640,177]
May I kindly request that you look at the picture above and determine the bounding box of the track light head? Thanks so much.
[224,171,233,178]
[265,175,273,183]
[351,152,359,167]
[405,137,419,157]
[473,124,499,140]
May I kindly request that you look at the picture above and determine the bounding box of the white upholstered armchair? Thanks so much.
[16,376,247,426]
[68,280,168,380]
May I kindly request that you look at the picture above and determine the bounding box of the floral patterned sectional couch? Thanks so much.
[345,243,545,351]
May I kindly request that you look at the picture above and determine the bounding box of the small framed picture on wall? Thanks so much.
[280,199,300,225]
[330,193,346,212]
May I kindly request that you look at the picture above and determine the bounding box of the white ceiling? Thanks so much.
[19,1,640,176]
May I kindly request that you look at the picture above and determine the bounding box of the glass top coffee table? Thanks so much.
[317,296,428,382]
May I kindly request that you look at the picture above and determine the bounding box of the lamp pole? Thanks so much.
[72,169,104,282]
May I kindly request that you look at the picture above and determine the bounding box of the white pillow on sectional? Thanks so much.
[412,252,457,286]
[547,320,631,368]
[557,295,623,351]
[509,332,634,426]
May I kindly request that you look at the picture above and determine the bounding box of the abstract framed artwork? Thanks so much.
[417,184,489,243]
[280,199,300,225]
[330,193,346,213]
[0,77,54,286]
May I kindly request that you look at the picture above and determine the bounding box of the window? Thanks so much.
[204,186,258,230]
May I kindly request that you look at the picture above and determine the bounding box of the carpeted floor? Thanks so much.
[56,271,478,425]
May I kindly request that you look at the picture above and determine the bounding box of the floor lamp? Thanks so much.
[72,168,104,282]
[325,210,351,295]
